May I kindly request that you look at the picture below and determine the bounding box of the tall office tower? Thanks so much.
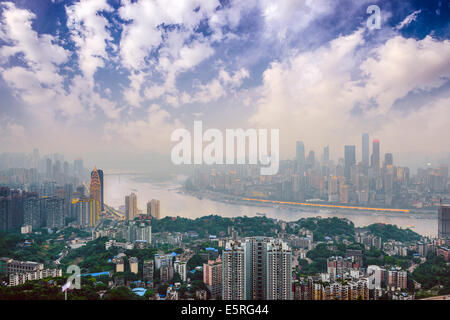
[296,141,305,166]
[371,139,380,170]
[90,169,104,211]
[323,146,330,163]
[265,239,292,300]
[90,167,102,223]
[125,192,138,220]
[203,257,223,298]
[362,133,369,166]
[46,158,52,178]
[438,204,450,239]
[149,199,160,219]
[344,145,356,180]
[384,153,393,168]
[222,240,248,300]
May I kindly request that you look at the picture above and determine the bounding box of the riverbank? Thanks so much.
[180,187,436,216]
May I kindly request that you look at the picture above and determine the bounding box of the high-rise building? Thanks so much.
[71,197,98,228]
[384,153,393,168]
[222,240,247,300]
[41,196,65,229]
[125,193,138,221]
[135,223,152,243]
[148,199,160,219]
[265,239,292,300]
[203,257,222,298]
[222,238,292,301]
[24,197,42,230]
[296,141,305,166]
[90,168,104,212]
[362,133,369,166]
[344,145,356,180]
[143,260,154,284]
[90,168,102,223]
[247,237,271,300]
[371,139,380,170]
[323,146,330,163]
[438,204,450,239]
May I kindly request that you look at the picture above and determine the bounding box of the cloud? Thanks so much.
[259,0,334,40]
[250,29,450,160]
[66,0,113,82]
[395,10,421,30]
[66,0,121,119]
[103,104,184,154]
[0,1,121,121]
[0,117,30,151]
[0,2,69,113]
[179,67,250,105]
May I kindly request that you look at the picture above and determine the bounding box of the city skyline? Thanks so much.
[0,1,448,171]
[0,0,450,305]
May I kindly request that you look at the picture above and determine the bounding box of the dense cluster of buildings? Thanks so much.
[188,134,449,209]
[0,257,61,287]
[0,149,164,235]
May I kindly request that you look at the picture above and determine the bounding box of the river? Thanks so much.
[104,175,437,237]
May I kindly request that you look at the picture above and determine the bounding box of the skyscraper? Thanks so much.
[222,240,247,300]
[296,141,305,166]
[371,139,380,170]
[91,169,104,211]
[323,146,330,163]
[247,237,271,300]
[265,239,292,300]
[438,204,450,239]
[125,192,138,220]
[344,145,356,180]
[362,133,369,166]
[89,167,102,224]
[148,199,160,219]
[384,153,393,168]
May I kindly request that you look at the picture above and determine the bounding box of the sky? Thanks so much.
[0,0,449,170]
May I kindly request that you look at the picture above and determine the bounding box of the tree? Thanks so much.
[144,288,155,300]
[104,287,138,300]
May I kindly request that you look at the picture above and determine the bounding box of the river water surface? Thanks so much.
[104,175,437,237]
